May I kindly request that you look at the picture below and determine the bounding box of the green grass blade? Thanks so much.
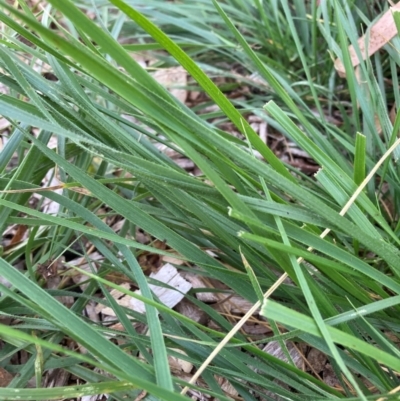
[354,132,367,185]
[262,300,400,374]
[105,0,294,182]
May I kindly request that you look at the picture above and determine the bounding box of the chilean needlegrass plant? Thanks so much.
[0,0,399,400]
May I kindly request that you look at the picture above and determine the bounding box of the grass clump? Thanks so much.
[0,1,400,400]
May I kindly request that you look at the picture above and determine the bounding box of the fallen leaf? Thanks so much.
[97,263,191,316]
[169,348,192,373]
[0,367,13,387]
[153,66,187,103]
[335,4,400,77]
[129,263,192,313]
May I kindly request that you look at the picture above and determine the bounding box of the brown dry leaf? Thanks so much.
[104,271,132,285]
[182,272,229,303]
[9,224,28,246]
[384,330,400,345]
[95,283,131,315]
[161,253,185,265]
[138,239,166,273]
[307,348,327,374]
[215,376,238,398]
[0,367,13,387]
[214,294,256,315]
[39,258,74,308]
[262,341,305,370]
[153,66,187,103]
[169,348,193,374]
[241,320,271,336]
[335,4,400,78]
[323,363,341,388]
[42,368,70,389]
[175,298,208,325]
[37,259,59,280]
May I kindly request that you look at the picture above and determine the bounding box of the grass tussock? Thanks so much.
[0,1,400,400]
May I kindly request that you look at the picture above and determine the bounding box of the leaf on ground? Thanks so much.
[215,375,238,398]
[0,367,13,387]
[214,294,256,316]
[334,4,400,77]
[175,298,208,325]
[153,66,187,103]
[168,348,193,374]
[97,263,191,316]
